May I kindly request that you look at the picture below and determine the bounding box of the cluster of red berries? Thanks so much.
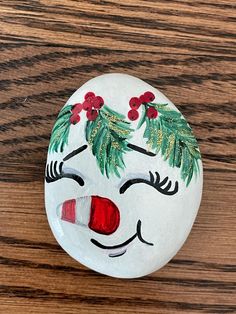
[70,92,104,124]
[127,91,158,121]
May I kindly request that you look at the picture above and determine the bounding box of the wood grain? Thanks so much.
[0,0,236,313]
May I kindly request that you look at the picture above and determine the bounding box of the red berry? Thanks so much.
[128,109,139,121]
[82,100,93,111]
[146,107,158,119]
[139,94,147,104]
[84,92,95,100]
[70,114,80,124]
[87,96,95,103]
[92,96,104,109]
[129,97,142,109]
[143,91,155,103]
[87,109,98,121]
[72,103,83,114]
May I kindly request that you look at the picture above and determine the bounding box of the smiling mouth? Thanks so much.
[90,220,153,258]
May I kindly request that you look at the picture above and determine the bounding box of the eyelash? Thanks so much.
[119,171,178,196]
[45,161,84,186]
[46,162,178,196]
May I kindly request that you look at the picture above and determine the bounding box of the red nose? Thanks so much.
[89,196,120,235]
[60,196,120,235]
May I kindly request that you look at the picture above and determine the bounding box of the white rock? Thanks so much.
[45,73,203,278]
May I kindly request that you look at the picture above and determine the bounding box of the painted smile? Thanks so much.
[90,220,154,258]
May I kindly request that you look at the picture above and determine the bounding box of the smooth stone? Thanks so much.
[45,73,203,278]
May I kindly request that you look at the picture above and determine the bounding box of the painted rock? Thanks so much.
[45,73,203,278]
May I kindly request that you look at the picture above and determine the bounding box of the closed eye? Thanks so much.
[45,161,84,186]
[119,171,178,196]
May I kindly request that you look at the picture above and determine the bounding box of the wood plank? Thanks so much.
[0,0,235,313]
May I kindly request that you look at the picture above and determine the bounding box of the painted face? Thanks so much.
[45,74,203,278]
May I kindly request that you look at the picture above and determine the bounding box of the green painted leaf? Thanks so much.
[160,124,169,156]
[149,103,168,110]
[143,117,150,139]
[174,139,182,168]
[137,105,147,129]
[141,102,201,186]
[49,105,73,153]
[158,109,181,118]
[165,133,175,162]
[86,105,133,178]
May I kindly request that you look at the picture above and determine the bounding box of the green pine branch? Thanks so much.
[49,105,73,153]
[138,103,201,186]
[85,105,133,178]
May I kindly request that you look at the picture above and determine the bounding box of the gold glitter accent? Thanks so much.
[165,133,175,158]
[111,141,120,149]
[147,143,152,152]
[98,131,110,165]
[109,122,130,135]
[147,126,155,149]
[157,130,163,148]
[88,120,102,146]
[178,129,192,137]
[103,112,123,122]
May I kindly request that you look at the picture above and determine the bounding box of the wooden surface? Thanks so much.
[0,1,236,313]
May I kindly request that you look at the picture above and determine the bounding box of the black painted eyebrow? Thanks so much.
[127,143,156,157]
[63,144,88,161]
